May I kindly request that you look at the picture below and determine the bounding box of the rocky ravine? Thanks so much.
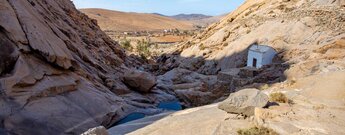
[119,0,345,135]
[1,0,345,135]
[0,0,178,134]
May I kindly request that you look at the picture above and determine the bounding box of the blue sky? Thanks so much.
[72,0,245,16]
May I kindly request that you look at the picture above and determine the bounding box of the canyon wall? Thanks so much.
[0,0,174,134]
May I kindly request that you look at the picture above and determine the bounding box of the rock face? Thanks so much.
[81,126,109,135]
[0,0,174,135]
[123,70,157,93]
[218,89,269,116]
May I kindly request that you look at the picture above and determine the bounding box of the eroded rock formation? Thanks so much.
[0,0,175,134]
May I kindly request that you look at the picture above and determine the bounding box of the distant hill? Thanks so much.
[190,14,227,27]
[155,13,226,27]
[80,8,194,32]
[152,13,167,17]
[170,14,212,21]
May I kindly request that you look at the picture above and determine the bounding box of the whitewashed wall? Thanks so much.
[247,51,263,68]
[247,48,276,68]
[261,48,277,67]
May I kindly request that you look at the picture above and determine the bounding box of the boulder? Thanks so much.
[123,70,157,93]
[81,126,109,135]
[218,88,269,116]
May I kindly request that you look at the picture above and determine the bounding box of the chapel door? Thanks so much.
[253,58,257,68]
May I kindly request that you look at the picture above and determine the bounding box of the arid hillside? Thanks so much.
[80,8,195,32]
[164,0,345,77]
[170,14,212,21]
[157,13,226,27]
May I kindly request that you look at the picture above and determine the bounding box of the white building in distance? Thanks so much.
[247,44,277,68]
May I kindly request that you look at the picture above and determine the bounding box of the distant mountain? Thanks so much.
[80,8,194,32]
[152,13,224,27]
[152,13,167,17]
[190,14,227,27]
[170,14,212,21]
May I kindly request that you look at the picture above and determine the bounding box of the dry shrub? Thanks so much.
[237,126,278,135]
[199,43,206,50]
[259,84,270,90]
[223,32,231,42]
[269,92,289,103]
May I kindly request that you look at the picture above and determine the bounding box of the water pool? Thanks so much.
[113,112,146,125]
[112,101,182,126]
[157,101,182,111]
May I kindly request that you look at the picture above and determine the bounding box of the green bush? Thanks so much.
[120,39,132,51]
[137,39,152,60]
[199,43,206,50]
[237,126,278,135]
[259,84,270,90]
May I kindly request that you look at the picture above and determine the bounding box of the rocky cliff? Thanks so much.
[0,0,175,134]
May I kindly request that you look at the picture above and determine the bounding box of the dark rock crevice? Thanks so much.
[0,28,19,76]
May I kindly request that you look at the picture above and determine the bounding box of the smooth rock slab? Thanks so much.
[8,0,74,69]
[218,88,268,116]
[127,104,251,135]
[109,112,173,135]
